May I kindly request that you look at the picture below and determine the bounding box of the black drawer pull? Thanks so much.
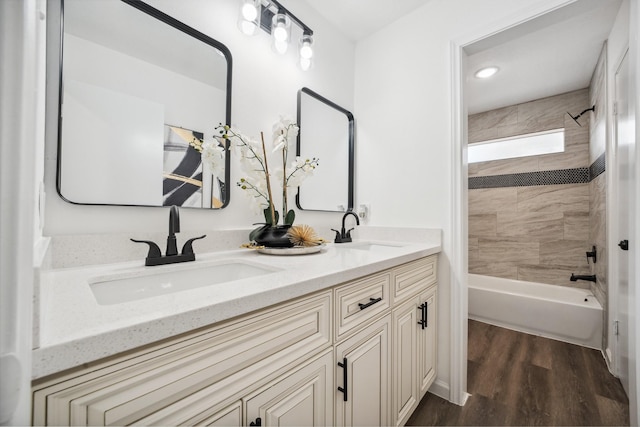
[337,357,348,401]
[250,417,262,426]
[424,302,428,328]
[358,297,382,310]
[417,303,426,329]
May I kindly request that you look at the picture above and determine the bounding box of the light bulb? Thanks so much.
[273,24,288,42]
[274,39,288,54]
[237,0,260,36]
[241,3,258,21]
[241,20,257,35]
[271,13,290,42]
[299,34,313,59]
[300,57,312,71]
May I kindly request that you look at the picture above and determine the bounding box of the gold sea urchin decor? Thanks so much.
[287,224,324,247]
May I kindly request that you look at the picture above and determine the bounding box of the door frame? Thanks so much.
[608,45,630,383]
[448,0,579,405]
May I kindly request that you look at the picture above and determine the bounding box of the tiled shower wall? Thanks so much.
[468,89,594,289]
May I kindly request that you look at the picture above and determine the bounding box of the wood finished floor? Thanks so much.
[407,320,629,426]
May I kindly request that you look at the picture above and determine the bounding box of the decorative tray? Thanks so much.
[257,244,325,256]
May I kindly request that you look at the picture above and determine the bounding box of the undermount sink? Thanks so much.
[341,242,405,251]
[89,260,279,305]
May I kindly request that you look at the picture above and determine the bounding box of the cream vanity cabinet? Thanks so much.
[391,257,438,427]
[32,291,333,427]
[32,255,438,426]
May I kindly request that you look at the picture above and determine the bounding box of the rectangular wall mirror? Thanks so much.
[296,87,354,212]
[57,0,232,208]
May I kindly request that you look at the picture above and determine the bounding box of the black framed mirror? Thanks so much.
[296,87,354,212]
[57,0,232,208]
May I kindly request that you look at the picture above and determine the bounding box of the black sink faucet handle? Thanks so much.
[182,235,206,255]
[130,239,162,259]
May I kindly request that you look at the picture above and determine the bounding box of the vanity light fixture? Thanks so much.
[474,66,499,79]
[238,0,314,69]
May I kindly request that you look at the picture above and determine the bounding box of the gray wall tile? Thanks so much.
[469,214,497,238]
[477,237,540,264]
[469,188,518,213]
[497,211,564,241]
[469,260,518,280]
[539,240,591,268]
[564,212,590,241]
[517,184,589,213]
[468,105,518,131]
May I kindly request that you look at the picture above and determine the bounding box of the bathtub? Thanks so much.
[468,274,603,349]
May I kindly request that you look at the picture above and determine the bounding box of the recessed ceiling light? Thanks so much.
[474,66,499,79]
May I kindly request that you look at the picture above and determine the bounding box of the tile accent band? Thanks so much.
[469,153,606,189]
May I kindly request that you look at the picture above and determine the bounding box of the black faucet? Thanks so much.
[570,273,597,283]
[332,211,360,243]
[131,205,206,266]
[166,205,180,256]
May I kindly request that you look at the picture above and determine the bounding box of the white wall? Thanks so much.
[353,0,576,401]
[43,0,356,236]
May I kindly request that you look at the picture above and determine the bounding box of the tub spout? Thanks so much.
[570,273,596,283]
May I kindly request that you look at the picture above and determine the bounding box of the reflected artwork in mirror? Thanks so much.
[57,0,232,208]
[296,87,354,212]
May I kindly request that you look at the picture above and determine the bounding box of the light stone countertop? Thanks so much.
[33,231,441,380]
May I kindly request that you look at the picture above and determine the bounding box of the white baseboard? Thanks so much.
[428,379,450,401]
[428,379,471,406]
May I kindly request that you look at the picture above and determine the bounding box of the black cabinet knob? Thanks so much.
[619,240,629,251]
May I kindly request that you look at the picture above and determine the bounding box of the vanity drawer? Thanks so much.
[392,255,437,304]
[32,291,331,426]
[335,272,391,341]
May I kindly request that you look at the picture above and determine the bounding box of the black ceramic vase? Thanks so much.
[253,224,294,248]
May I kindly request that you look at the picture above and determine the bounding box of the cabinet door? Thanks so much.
[244,350,333,427]
[335,315,390,427]
[418,286,437,398]
[392,297,419,427]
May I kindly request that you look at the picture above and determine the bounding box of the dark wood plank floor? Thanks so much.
[407,320,629,426]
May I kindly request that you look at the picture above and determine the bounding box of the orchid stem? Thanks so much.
[282,144,288,217]
[260,132,276,226]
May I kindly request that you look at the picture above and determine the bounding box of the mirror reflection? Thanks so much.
[296,87,354,212]
[58,0,232,208]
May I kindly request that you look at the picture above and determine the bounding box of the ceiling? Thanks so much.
[300,0,622,115]
[301,0,428,41]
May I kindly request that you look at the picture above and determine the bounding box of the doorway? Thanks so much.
[450,0,627,408]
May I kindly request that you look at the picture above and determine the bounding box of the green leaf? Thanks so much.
[284,209,295,225]
[263,205,279,226]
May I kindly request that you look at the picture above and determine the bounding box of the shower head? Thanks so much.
[566,105,596,127]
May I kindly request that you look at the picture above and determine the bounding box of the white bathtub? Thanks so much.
[468,274,603,349]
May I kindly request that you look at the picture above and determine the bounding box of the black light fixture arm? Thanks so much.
[261,0,313,35]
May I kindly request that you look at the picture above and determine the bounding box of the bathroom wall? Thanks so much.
[43,0,356,237]
[467,89,593,288]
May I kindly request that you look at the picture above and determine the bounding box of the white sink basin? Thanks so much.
[89,260,279,305]
[341,242,404,251]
